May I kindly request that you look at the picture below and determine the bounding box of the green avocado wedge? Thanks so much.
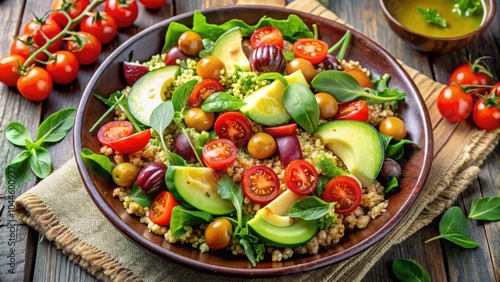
[211,27,250,73]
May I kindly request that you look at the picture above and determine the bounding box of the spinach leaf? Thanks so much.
[80,148,115,175]
[384,176,399,193]
[170,206,213,239]
[283,83,319,134]
[128,183,155,208]
[425,206,479,248]
[199,38,214,58]
[453,0,482,16]
[28,147,51,179]
[4,150,33,190]
[380,133,419,161]
[201,92,246,112]
[286,196,334,221]
[417,7,447,27]
[6,122,33,147]
[36,108,76,144]
[315,156,348,179]
[217,174,243,228]
[468,196,500,221]
[392,258,431,282]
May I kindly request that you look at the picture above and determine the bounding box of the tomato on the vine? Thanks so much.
[214,111,253,148]
[97,121,134,146]
[0,55,26,86]
[250,26,284,49]
[65,31,102,65]
[241,165,280,204]
[188,79,224,108]
[323,175,362,215]
[449,57,492,94]
[80,11,118,45]
[334,100,369,122]
[437,84,473,123]
[202,139,237,170]
[49,0,91,29]
[149,191,179,226]
[472,93,500,131]
[293,38,329,64]
[284,160,318,195]
[46,50,80,85]
[138,0,167,9]
[17,67,53,101]
[10,34,47,62]
[104,0,139,28]
[108,129,151,154]
[22,18,63,53]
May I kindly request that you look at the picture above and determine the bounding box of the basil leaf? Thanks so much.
[128,183,155,208]
[170,206,212,239]
[392,258,431,282]
[286,196,333,220]
[468,196,500,221]
[172,79,198,113]
[417,7,447,27]
[283,83,319,134]
[201,92,246,112]
[36,108,76,144]
[384,176,399,193]
[315,156,348,179]
[6,122,33,147]
[4,150,33,190]
[425,207,479,248]
[29,147,52,179]
[217,174,243,228]
[80,148,115,175]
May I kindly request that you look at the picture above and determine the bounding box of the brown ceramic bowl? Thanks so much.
[74,6,433,277]
[380,0,496,53]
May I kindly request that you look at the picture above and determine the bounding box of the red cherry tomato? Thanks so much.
[250,26,284,50]
[214,111,253,148]
[0,55,26,86]
[293,38,329,64]
[202,139,237,170]
[241,165,280,204]
[449,57,492,94]
[344,68,373,89]
[472,93,500,131]
[108,129,151,154]
[149,191,179,226]
[46,51,80,85]
[262,123,297,137]
[138,0,167,9]
[104,0,139,28]
[164,46,190,66]
[334,100,369,122]
[97,121,134,146]
[22,18,63,53]
[437,84,473,123]
[284,160,318,195]
[10,34,47,62]
[491,82,500,97]
[188,79,224,108]
[80,11,118,45]
[323,175,362,215]
[65,31,102,65]
[49,0,91,29]
[16,67,53,102]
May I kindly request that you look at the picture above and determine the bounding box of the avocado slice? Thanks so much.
[314,120,384,187]
[165,166,235,215]
[211,27,250,73]
[127,66,179,126]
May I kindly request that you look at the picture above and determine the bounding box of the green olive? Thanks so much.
[184,108,215,131]
[286,58,316,83]
[204,218,233,250]
[247,132,277,159]
[112,162,140,187]
[315,92,338,119]
[178,31,203,56]
[196,56,226,80]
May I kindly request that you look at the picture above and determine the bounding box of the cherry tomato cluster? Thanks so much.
[437,57,500,131]
[0,0,168,102]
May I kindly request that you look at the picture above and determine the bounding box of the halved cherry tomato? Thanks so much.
[242,165,280,204]
[344,68,373,89]
[97,121,134,146]
[188,79,224,108]
[334,100,369,122]
[323,175,362,215]
[250,26,284,49]
[293,38,328,64]
[284,160,318,195]
[202,139,237,170]
[149,191,179,226]
[108,129,151,154]
[262,123,297,137]
[214,111,252,148]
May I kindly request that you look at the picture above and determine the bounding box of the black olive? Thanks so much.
[380,158,402,178]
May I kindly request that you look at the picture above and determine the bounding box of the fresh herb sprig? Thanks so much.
[418,7,448,27]
[453,0,482,16]
[91,92,143,132]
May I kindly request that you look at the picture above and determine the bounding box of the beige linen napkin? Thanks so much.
[14,1,500,281]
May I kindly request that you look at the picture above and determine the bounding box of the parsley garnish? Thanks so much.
[453,0,482,17]
[417,7,447,27]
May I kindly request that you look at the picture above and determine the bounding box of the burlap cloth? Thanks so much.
[13,1,500,281]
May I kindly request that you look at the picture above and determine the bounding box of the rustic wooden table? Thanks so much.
[1,0,498,281]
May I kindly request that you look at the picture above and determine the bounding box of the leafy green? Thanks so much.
[315,175,330,197]
[418,7,447,27]
[425,206,479,248]
[327,30,351,61]
[283,83,319,134]
[392,258,431,282]
[80,148,115,175]
[453,0,482,17]
[199,38,215,58]
[201,92,247,112]
[257,72,289,87]
[317,212,337,229]
[170,206,213,239]
[172,79,198,113]
[235,227,263,267]
[217,174,243,228]
[6,122,33,147]
[371,73,408,110]
[128,183,155,208]
[93,92,143,132]
[468,196,500,221]
[315,156,348,179]
[36,108,77,144]
[380,133,419,161]
[4,151,33,190]
[286,196,334,221]
[29,147,51,179]
[384,176,399,193]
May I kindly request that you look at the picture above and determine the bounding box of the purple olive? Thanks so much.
[136,162,167,194]
[174,133,198,163]
[276,135,302,167]
[249,44,287,74]
[317,54,342,71]
[123,61,149,87]
[380,158,401,178]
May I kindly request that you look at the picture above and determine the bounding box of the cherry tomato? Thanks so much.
[104,0,139,28]
[65,31,102,65]
[164,46,190,66]
[0,55,26,86]
[189,79,224,108]
[491,82,500,97]
[17,67,52,101]
[284,160,318,195]
[108,129,151,154]
[344,68,373,89]
[23,18,63,53]
[242,165,280,204]
[379,116,407,140]
[214,111,253,148]
[149,191,179,226]
[80,11,118,45]
[315,92,339,119]
[138,0,167,9]
[449,57,492,94]
[202,139,237,170]
[49,0,91,29]
[97,121,134,146]
[293,38,328,64]
[247,132,277,159]
[472,93,500,130]
[184,108,215,131]
[323,175,362,215]
[204,218,233,250]
[286,58,316,83]
[437,84,473,123]
[250,26,284,50]
[46,50,80,85]
[178,31,203,56]
[334,100,369,122]
[196,56,225,80]
[262,123,297,137]
[10,34,47,62]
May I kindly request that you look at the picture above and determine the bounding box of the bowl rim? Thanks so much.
[379,0,497,40]
[74,5,434,277]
